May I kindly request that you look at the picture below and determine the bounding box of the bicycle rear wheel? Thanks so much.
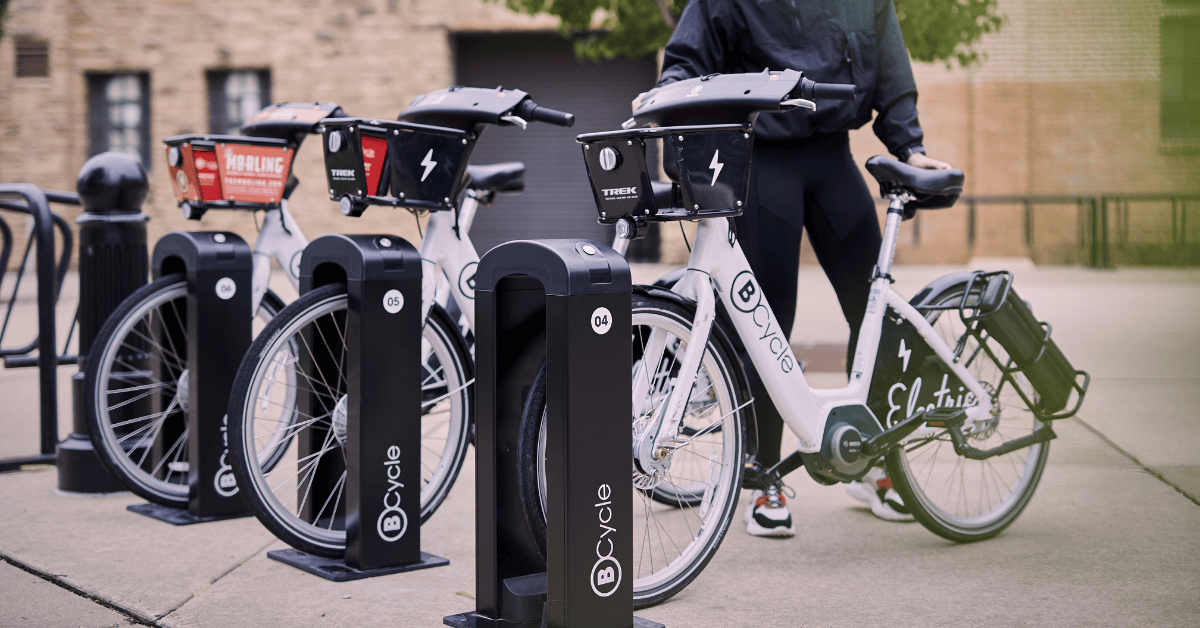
[227,284,473,556]
[885,285,1050,542]
[517,293,745,608]
[84,274,286,507]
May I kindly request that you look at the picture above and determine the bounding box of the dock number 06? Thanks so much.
[591,307,612,335]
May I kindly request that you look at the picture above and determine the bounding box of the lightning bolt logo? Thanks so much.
[419,149,437,182]
[709,150,724,186]
[898,339,912,373]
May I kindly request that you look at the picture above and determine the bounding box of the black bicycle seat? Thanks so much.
[241,102,346,142]
[466,162,525,194]
[865,155,964,211]
[651,180,678,209]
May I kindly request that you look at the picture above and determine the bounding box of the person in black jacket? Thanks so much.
[643,0,954,537]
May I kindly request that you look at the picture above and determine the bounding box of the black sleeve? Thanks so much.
[871,0,925,158]
[656,0,734,88]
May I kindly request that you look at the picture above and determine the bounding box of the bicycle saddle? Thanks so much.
[865,155,964,211]
[466,162,525,194]
[241,102,347,143]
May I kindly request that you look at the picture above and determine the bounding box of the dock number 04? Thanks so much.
[591,307,612,335]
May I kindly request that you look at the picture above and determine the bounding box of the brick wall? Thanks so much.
[1,0,1197,268]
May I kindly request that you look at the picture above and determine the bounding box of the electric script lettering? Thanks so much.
[885,373,978,428]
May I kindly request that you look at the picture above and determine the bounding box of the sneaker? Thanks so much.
[845,467,914,522]
[743,483,796,537]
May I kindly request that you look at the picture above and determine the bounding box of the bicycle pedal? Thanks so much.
[922,406,968,428]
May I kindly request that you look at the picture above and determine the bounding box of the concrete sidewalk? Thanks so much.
[1,263,1198,627]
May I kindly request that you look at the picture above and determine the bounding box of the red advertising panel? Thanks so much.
[361,134,388,196]
[166,144,200,203]
[215,143,294,204]
[193,150,223,201]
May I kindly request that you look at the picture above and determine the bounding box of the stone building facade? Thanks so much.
[1,0,1197,266]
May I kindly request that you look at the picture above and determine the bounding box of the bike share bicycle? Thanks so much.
[516,70,1090,607]
[223,86,577,557]
[82,99,524,520]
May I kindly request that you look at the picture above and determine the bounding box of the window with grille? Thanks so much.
[1161,15,1200,141]
[86,73,152,167]
[14,36,49,78]
[207,69,271,135]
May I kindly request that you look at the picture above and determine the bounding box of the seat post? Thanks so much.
[874,193,909,280]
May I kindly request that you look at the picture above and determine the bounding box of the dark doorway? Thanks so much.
[454,32,660,261]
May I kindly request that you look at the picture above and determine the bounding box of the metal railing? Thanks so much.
[0,186,80,471]
[959,194,1200,268]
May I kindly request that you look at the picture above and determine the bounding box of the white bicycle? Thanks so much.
[83,100,530,519]
[517,71,1088,607]
[222,87,599,557]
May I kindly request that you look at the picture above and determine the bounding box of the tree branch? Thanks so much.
[652,0,676,29]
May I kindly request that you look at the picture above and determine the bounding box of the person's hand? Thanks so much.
[907,153,953,170]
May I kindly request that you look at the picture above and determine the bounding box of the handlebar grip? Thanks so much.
[798,77,857,101]
[515,99,576,127]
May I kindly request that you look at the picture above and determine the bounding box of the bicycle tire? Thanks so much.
[84,274,286,507]
[885,283,1050,542]
[517,293,745,608]
[227,283,473,557]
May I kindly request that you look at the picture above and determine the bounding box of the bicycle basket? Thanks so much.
[164,135,295,214]
[577,124,752,223]
[319,117,475,215]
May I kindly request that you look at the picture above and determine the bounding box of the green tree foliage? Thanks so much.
[0,0,9,42]
[494,0,1003,67]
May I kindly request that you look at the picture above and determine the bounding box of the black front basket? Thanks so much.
[577,124,752,223]
[319,117,476,214]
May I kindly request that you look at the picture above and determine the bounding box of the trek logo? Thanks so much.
[601,186,638,201]
[709,150,724,186]
[222,147,285,175]
[214,414,238,497]
[420,149,437,182]
[377,445,409,542]
[730,271,797,374]
[591,483,622,597]
[330,168,356,181]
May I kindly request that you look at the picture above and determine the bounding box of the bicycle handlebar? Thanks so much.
[514,99,576,127]
[798,78,856,101]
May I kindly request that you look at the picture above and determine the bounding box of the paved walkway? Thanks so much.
[1,263,1197,627]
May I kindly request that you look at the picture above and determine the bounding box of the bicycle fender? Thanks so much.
[907,271,980,309]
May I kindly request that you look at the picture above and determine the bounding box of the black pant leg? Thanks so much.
[802,154,882,373]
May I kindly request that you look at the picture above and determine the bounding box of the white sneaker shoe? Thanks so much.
[744,484,796,537]
[846,467,914,522]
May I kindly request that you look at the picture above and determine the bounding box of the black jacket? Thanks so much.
[657,0,925,158]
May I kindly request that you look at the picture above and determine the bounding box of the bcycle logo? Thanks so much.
[729,271,797,374]
[214,414,238,497]
[591,483,622,597]
[458,262,477,300]
[377,445,409,542]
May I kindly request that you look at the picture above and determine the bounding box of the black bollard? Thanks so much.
[58,152,150,493]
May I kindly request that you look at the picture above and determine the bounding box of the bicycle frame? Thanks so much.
[646,202,993,457]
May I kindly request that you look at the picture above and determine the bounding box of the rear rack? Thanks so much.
[577,124,752,224]
[318,117,476,216]
[163,135,295,217]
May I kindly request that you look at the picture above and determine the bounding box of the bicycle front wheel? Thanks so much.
[517,293,745,608]
[84,274,286,507]
[886,284,1050,542]
[227,284,473,556]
